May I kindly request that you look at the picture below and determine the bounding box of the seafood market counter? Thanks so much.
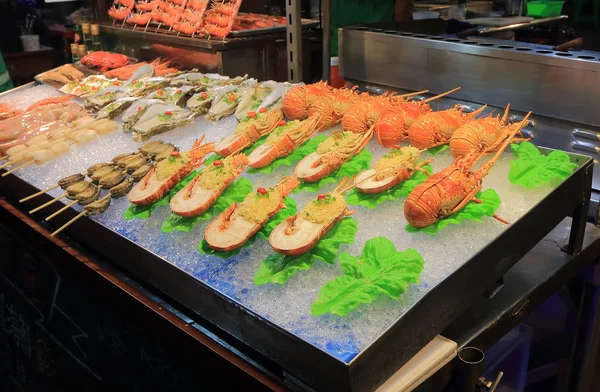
[1,82,600,391]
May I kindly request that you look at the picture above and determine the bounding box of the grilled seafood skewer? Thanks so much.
[170,154,248,217]
[269,177,356,256]
[205,176,300,252]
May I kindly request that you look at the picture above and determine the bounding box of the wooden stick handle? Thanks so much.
[29,192,67,214]
[397,90,429,99]
[423,87,461,104]
[51,210,87,237]
[46,199,78,221]
[2,160,34,177]
[19,184,60,203]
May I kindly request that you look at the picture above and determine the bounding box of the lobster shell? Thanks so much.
[374,107,409,148]
[282,82,331,120]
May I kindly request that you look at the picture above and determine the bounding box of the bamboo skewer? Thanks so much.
[2,160,34,176]
[397,90,429,99]
[29,192,67,214]
[19,184,60,203]
[45,200,78,221]
[422,87,462,104]
[50,194,111,237]
[0,159,19,170]
[51,210,87,237]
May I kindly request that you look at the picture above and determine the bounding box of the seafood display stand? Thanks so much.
[97,21,322,83]
[0,73,597,391]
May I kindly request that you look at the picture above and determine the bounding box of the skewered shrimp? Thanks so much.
[173,21,201,35]
[108,5,132,20]
[135,2,157,11]
[126,13,153,25]
[115,0,135,7]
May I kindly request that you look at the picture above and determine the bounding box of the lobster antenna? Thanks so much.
[467,104,488,118]
[476,111,532,176]
[422,87,461,104]
[501,104,511,124]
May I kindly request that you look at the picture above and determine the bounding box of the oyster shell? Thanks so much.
[121,99,164,132]
[131,164,153,181]
[123,64,154,87]
[58,173,85,189]
[96,97,138,120]
[146,86,200,107]
[170,72,247,88]
[84,195,111,215]
[235,80,279,120]
[186,90,217,114]
[130,103,194,142]
[206,81,255,122]
[126,76,170,97]
[109,177,135,198]
[258,81,286,110]
[84,87,130,111]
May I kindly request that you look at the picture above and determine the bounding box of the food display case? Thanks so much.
[92,0,322,82]
[1,14,600,392]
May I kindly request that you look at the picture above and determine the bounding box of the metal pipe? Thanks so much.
[453,346,485,392]
[322,0,331,82]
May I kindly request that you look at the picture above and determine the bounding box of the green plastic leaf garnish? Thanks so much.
[198,197,297,258]
[346,165,432,208]
[253,217,358,285]
[123,170,199,220]
[248,134,327,174]
[311,237,424,316]
[405,189,502,234]
[161,177,253,233]
[294,148,373,193]
[509,142,577,189]
[427,145,449,155]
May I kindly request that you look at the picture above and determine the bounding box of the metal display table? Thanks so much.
[1,195,599,391]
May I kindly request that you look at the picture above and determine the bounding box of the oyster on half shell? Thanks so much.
[186,89,218,114]
[84,87,130,111]
[146,86,200,106]
[235,80,280,121]
[170,72,247,88]
[96,97,138,120]
[205,81,255,122]
[130,103,195,142]
[126,76,170,97]
[121,99,164,132]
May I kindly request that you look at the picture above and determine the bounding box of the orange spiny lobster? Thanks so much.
[282,81,332,120]
[306,86,363,132]
[407,104,488,150]
[404,113,531,228]
[449,104,529,157]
